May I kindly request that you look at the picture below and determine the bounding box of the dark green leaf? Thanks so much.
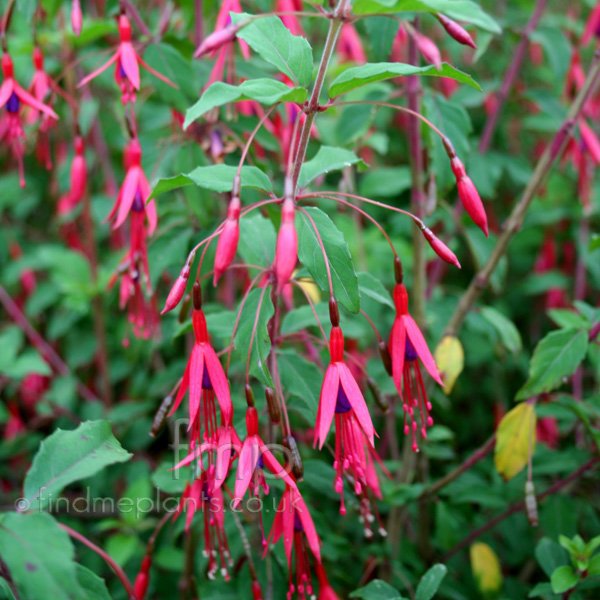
[298,146,367,188]
[365,17,399,62]
[184,80,308,128]
[358,167,411,198]
[517,329,589,400]
[329,62,481,98]
[238,213,277,267]
[232,13,313,87]
[480,306,522,354]
[75,565,112,600]
[297,207,360,313]
[415,564,448,600]
[535,538,569,578]
[22,420,132,510]
[277,350,321,421]
[0,512,83,600]
[358,272,394,309]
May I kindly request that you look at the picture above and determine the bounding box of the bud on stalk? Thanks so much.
[274,198,297,293]
[213,196,241,285]
[194,24,241,58]
[435,13,477,49]
[70,136,87,204]
[161,265,191,315]
[71,0,82,37]
[282,435,304,481]
[378,341,392,376]
[421,225,461,268]
[414,32,442,70]
[450,157,489,237]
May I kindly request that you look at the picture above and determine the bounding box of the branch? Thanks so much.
[444,49,600,337]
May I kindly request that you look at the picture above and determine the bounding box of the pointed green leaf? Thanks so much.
[480,306,522,354]
[298,146,367,188]
[231,13,313,87]
[516,329,589,400]
[22,420,132,511]
[329,62,481,98]
[297,207,360,313]
[358,272,394,309]
[238,213,277,267]
[550,566,579,594]
[415,564,448,600]
[75,565,112,600]
[184,79,308,128]
[350,579,407,599]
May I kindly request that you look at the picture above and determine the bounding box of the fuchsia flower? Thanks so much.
[161,264,191,315]
[169,305,233,427]
[78,13,176,104]
[388,283,443,451]
[274,197,298,293]
[71,0,83,37]
[436,14,477,49]
[413,32,442,70]
[213,196,241,285]
[582,1,600,45]
[277,0,305,36]
[316,564,341,600]
[450,156,488,237]
[338,24,367,63]
[0,53,58,186]
[264,482,321,599]
[70,135,87,204]
[115,268,160,340]
[233,404,297,507]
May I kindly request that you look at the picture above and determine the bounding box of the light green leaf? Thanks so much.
[22,420,132,510]
[329,62,481,98]
[238,213,277,267]
[184,79,308,128]
[75,565,112,600]
[353,0,501,33]
[550,565,579,594]
[358,272,394,309]
[365,17,399,62]
[298,146,366,188]
[415,564,448,600]
[151,165,272,198]
[297,207,360,313]
[480,306,522,354]
[232,13,313,87]
[517,329,589,400]
[350,579,407,599]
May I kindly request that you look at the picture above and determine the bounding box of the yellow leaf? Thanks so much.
[293,270,321,304]
[470,542,503,597]
[494,402,536,480]
[434,335,464,394]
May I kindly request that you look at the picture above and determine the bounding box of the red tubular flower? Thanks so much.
[582,2,600,45]
[277,0,305,36]
[233,406,298,508]
[27,48,52,122]
[169,307,233,427]
[274,198,298,293]
[436,13,477,49]
[213,196,241,285]
[389,283,443,451]
[316,564,341,600]
[338,23,367,63]
[78,14,176,104]
[413,32,442,70]
[161,265,191,315]
[71,0,83,37]
[70,136,87,204]
[450,156,488,237]
[133,555,151,600]
[420,225,461,268]
[264,483,321,599]
[0,53,58,186]
[117,268,160,340]
[252,580,264,600]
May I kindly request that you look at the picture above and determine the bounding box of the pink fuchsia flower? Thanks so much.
[435,13,477,49]
[315,325,376,451]
[161,264,191,315]
[213,196,241,285]
[71,0,83,37]
[388,283,443,451]
[169,304,233,427]
[78,13,176,104]
[174,466,233,580]
[277,0,305,36]
[0,53,58,186]
[338,23,367,63]
[69,135,87,204]
[579,119,600,164]
[413,31,441,70]
[450,156,488,237]
[233,404,298,508]
[316,564,341,600]
[582,2,600,45]
[274,197,298,293]
[264,482,321,599]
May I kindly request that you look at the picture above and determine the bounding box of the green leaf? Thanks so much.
[550,565,579,594]
[231,13,313,87]
[328,62,481,98]
[75,565,112,600]
[350,579,407,599]
[589,233,600,252]
[548,309,591,331]
[184,79,308,128]
[277,350,321,421]
[151,165,272,198]
[0,512,84,600]
[281,302,329,335]
[352,0,501,33]
[358,167,411,198]
[535,538,569,578]
[238,213,277,267]
[415,564,448,600]
[297,207,360,313]
[298,146,366,188]
[234,288,275,386]
[480,306,522,354]
[358,272,394,309]
[517,329,589,400]
[365,17,399,62]
[22,420,132,511]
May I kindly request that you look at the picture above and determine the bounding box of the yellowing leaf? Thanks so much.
[434,335,464,394]
[470,542,503,597]
[494,402,536,480]
[293,270,322,304]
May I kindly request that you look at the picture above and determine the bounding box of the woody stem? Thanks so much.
[444,49,600,338]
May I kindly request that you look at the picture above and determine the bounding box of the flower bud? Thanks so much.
[274,198,297,293]
[378,341,392,376]
[192,281,202,311]
[118,14,132,42]
[213,197,241,285]
[161,265,191,315]
[282,435,303,481]
[451,157,488,237]
[329,296,339,327]
[414,32,441,70]
[194,25,240,58]
[252,580,263,600]
[421,226,461,268]
[71,0,82,37]
[70,137,87,204]
[265,387,280,424]
[436,13,477,49]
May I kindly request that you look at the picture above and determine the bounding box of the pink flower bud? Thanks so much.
[436,14,477,49]
[274,199,297,293]
[70,136,87,204]
[194,25,239,58]
[414,32,441,70]
[451,157,488,237]
[161,265,191,315]
[71,0,82,37]
[213,197,241,286]
[421,226,461,268]
[579,119,600,164]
